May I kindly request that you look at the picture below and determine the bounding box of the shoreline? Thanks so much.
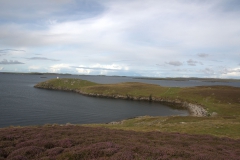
[34,85,208,117]
[78,91,208,117]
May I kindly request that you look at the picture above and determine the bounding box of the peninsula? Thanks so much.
[33,78,240,139]
[34,78,240,117]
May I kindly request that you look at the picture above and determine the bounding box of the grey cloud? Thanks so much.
[72,66,120,71]
[166,61,183,66]
[0,0,104,24]
[210,60,223,62]
[0,59,24,64]
[0,49,25,53]
[187,59,203,66]
[217,0,240,12]
[203,68,215,75]
[220,68,240,74]
[26,57,59,61]
[156,64,165,67]
[198,53,209,58]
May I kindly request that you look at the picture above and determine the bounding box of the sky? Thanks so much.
[0,0,240,78]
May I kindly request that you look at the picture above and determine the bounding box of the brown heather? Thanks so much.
[1,125,240,160]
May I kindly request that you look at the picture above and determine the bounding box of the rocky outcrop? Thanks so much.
[182,102,208,117]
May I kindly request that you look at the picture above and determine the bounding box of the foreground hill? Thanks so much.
[1,125,240,160]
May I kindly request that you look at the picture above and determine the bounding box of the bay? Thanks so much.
[0,73,239,128]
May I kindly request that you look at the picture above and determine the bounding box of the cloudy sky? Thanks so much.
[0,0,240,78]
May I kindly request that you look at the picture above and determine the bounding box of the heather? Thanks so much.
[1,125,240,160]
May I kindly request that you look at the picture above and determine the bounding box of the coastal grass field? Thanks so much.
[86,115,240,139]
[34,78,240,139]
[35,78,240,116]
[1,78,240,159]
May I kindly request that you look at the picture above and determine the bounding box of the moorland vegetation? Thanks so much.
[1,78,240,159]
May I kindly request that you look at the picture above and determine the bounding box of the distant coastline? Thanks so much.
[1,71,240,82]
[134,77,240,83]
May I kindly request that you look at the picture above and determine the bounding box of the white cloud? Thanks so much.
[220,67,240,77]
[74,63,129,75]
[28,65,40,70]
[0,0,240,78]
[0,67,4,70]
[48,64,71,73]
[76,68,91,74]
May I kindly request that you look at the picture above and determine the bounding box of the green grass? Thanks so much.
[34,78,98,90]
[81,84,240,116]
[84,116,240,139]
[35,78,240,139]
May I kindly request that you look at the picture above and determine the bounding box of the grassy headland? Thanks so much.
[33,78,240,139]
[34,78,240,116]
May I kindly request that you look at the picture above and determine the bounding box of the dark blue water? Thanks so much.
[0,73,239,128]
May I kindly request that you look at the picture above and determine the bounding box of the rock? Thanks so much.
[108,121,122,125]
[211,112,218,117]
[183,102,208,117]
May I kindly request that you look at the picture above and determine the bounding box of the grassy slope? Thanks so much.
[34,78,240,139]
[86,116,240,139]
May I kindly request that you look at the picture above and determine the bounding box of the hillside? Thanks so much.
[1,125,240,159]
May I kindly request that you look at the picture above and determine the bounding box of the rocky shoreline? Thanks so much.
[34,85,208,117]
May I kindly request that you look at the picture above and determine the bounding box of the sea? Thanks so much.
[1,73,239,128]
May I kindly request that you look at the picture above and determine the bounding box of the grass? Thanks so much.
[35,78,240,116]
[84,84,240,116]
[85,116,240,139]
[33,78,240,139]
[34,78,98,91]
